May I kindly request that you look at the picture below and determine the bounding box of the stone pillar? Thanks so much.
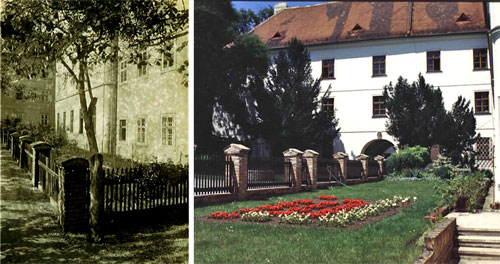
[303,150,319,189]
[31,142,52,188]
[374,155,385,179]
[357,154,369,182]
[224,144,250,200]
[10,132,19,158]
[283,148,304,191]
[430,144,440,161]
[334,152,348,182]
[55,156,90,233]
[19,135,33,169]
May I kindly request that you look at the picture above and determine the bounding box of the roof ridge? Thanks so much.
[250,1,341,33]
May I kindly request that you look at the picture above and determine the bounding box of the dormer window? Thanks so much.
[456,13,470,23]
[351,24,363,31]
[271,31,283,40]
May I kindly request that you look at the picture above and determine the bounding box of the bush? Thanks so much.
[428,155,454,179]
[435,171,488,211]
[386,145,430,173]
[386,168,435,180]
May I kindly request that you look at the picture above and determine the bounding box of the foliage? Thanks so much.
[435,171,488,211]
[385,145,430,173]
[384,75,477,165]
[261,38,339,155]
[441,96,477,164]
[138,157,189,186]
[2,0,188,154]
[428,155,454,179]
[194,0,270,147]
[386,169,436,180]
[235,6,273,33]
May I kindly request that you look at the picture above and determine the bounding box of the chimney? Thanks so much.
[274,2,287,15]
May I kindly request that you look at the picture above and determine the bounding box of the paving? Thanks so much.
[446,185,500,263]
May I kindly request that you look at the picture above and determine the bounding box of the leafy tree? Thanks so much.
[2,0,187,154]
[442,96,477,164]
[262,38,339,155]
[194,0,269,149]
[236,6,274,33]
[384,75,476,164]
[383,74,448,148]
[2,0,187,241]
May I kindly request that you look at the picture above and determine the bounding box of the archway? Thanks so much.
[361,139,396,158]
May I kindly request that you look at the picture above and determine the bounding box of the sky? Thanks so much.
[232,1,325,12]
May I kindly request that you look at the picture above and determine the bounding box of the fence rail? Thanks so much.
[104,168,188,214]
[194,152,234,195]
[247,157,292,189]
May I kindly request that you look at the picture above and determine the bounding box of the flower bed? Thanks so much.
[206,195,416,228]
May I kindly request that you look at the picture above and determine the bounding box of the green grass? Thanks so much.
[195,180,443,264]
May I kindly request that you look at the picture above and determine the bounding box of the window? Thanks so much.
[137,118,146,143]
[41,91,49,102]
[321,59,334,79]
[79,109,84,134]
[372,96,386,117]
[40,114,48,126]
[70,110,74,132]
[119,119,127,141]
[16,91,23,100]
[162,115,175,146]
[373,56,386,76]
[120,61,127,82]
[473,48,488,70]
[475,92,489,114]
[163,41,176,70]
[427,51,441,72]
[476,137,491,160]
[57,113,60,130]
[138,51,147,77]
[63,112,66,130]
[321,98,335,118]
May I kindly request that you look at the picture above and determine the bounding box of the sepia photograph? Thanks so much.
[1,0,188,263]
[194,1,500,263]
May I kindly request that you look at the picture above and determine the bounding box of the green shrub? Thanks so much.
[386,145,430,173]
[386,168,435,180]
[429,155,454,179]
[435,171,488,211]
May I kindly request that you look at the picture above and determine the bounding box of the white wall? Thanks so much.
[271,33,494,158]
[489,2,500,202]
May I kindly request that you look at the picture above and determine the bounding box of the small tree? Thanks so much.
[383,74,448,148]
[384,75,477,165]
[261,38,339,155]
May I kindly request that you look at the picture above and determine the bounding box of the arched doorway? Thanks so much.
[361,139,396,158]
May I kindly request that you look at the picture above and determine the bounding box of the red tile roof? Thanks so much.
[252,2,487,48]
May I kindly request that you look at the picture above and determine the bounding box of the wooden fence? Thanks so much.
[104,168,188,214]
[6,130,187,232]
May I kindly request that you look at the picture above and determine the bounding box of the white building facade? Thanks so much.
[253,2,499,201]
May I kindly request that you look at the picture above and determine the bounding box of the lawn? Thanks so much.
[195,180,442,264]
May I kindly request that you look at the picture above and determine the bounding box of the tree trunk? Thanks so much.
[88,153,104,242]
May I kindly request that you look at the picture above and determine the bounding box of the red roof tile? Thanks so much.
[252,2,487,48]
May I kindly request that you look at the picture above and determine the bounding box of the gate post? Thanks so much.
[303,150,319,190]
[374,155,385,179]
[334,152,348,182]
[10,132,19,159]
[31,142,52,188]
[224,144,250,200]
[283,148,304,191]
[357,154,369,182]
[55,156,90,233]
[19,135,33,169]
